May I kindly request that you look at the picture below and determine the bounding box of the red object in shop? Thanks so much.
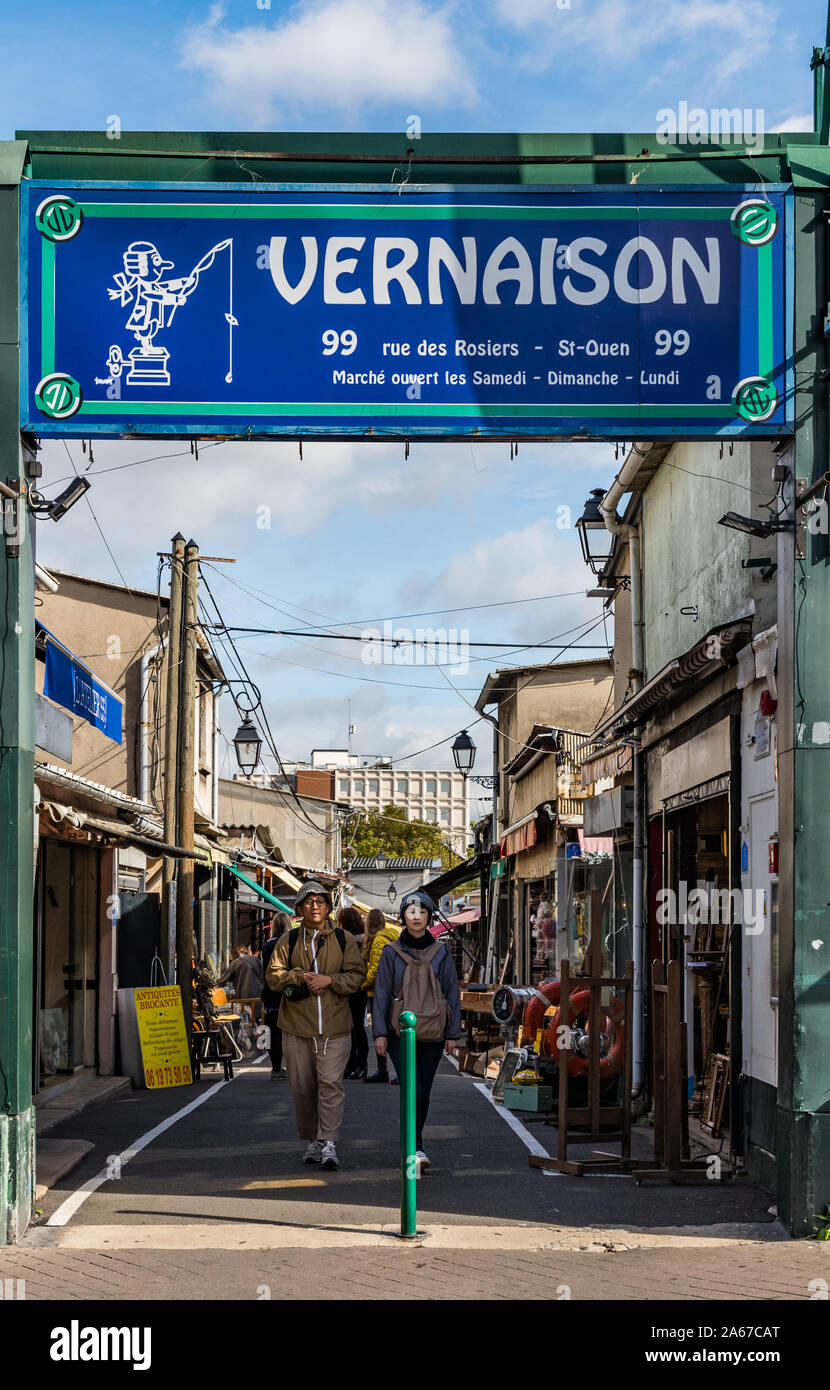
[522,978,561,1036]
[540,989,627,1079]
[760,690,777,716]
[768,838,779,876]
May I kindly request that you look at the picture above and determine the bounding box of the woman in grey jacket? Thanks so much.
[372,889,462,1171]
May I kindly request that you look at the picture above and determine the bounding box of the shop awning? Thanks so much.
[36,620,123,745]
[270,863,304,891]
[592,618,753,742]
[423,853,483,901]
[445,906,480,924]
[226,862,293,914]
[500,809,538,857]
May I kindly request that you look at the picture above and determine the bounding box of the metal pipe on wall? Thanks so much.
[602,453,647,1094]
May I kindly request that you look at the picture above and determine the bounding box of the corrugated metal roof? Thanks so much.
[348,856,440,870]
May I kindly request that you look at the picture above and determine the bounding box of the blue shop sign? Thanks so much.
[21,182,791,441]
[39,623,122,744]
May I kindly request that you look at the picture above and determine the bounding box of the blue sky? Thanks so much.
[6,0,825,816]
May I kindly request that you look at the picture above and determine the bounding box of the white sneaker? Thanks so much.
[415,1149,430,1171]
[303,1140,323,1163]
[319,1141,339,1170]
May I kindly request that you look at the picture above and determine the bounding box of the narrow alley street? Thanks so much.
[4,1055,823,1305]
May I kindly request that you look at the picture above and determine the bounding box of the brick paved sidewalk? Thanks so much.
[1,1238,827,1301]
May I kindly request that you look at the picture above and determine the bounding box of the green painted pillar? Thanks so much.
[777,185,830,1236]
[0,142,36,1245]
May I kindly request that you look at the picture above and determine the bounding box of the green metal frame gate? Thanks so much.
[2,129,830,1241]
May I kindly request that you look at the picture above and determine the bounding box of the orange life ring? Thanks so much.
[541,989,626,1079]
[521,979,561,1036]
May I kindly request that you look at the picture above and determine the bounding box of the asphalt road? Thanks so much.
[34,1052,775,1234]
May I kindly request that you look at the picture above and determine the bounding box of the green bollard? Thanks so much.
[399,1010,417,1239]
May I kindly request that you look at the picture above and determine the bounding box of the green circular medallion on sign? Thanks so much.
[35,195,83,243]
[733,376,778,424]
[35,373,83,420]
[730,199,779,247]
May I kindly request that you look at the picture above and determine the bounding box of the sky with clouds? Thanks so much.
[3,0,824,813]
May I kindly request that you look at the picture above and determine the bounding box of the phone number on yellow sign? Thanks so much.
[145,1063,191,1088]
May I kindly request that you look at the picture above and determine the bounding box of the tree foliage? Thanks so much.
[345,804,463,869]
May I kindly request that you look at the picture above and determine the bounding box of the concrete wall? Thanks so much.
[219,777,336,870]
[35,572,219,824]
[497,661,612,831]
[642,442,777,678]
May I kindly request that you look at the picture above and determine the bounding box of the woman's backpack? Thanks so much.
[388,940,448,1040]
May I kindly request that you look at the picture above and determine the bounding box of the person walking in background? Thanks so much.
[218,944,264,1016]
[363,908,401,1084]
[266,881,366,1170]
[372,890,461,1171]
[338,905,369,1079]
[262,911,293,1077]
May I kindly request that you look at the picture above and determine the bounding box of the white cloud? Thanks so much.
[181,0,476,122]
[769,114,813,132]
[491,0,778,86]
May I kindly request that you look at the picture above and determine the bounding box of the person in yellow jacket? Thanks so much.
[266,881,366,1169]
[363,908,401,1084]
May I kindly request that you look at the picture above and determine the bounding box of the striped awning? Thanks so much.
[500,810,538,858]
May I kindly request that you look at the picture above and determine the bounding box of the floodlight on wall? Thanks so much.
[28,475,91,521]
[718,511,791,539]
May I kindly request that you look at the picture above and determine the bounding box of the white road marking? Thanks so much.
[48,1078,230,1227]
[473,1081,553,1163]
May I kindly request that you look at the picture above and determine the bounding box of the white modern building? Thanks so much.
[308,750,470,857]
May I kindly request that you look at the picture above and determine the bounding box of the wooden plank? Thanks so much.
[556,1106,624,1124]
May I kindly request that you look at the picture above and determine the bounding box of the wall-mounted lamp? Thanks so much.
[28,476,91,522]
[718,511,791,539]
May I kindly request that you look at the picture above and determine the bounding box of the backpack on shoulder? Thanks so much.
[389,940,448,1041]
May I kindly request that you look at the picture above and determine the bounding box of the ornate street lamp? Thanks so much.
[374,848,389,873]
[233,716,262,777]
[452,729,476,774]
[576,488,615,574]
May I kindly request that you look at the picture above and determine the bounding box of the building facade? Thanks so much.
[578,439,781,1191]
[302,750,470,857]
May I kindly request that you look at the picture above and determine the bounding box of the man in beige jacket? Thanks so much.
[266,881,366,1169]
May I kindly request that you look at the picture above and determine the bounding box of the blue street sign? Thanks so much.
[21,182,791,440]
[40,624,123,744]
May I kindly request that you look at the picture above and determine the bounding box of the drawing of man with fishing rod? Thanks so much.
[106,238,238,386]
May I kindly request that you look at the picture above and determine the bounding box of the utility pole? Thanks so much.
[176,539,199,1031]
[162,533,185,983]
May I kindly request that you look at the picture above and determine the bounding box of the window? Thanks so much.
[353,779,365,795]
[396,778,408,794]
[440,808,450,824]
[426,778,437,794]
[338,780,349,796]
[440,779,451,796]
[427,808,438,822]
[369,779,380,795]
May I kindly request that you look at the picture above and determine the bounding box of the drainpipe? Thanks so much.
[601,446,647,1095]
[212,689,219,828]
[140,640,165,805]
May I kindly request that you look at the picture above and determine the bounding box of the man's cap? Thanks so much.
[295,879,333,908]
[125,239,173,270]
[399,889,436,923]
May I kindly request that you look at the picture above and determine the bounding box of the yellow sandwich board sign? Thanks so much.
[134,986,193,1089]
